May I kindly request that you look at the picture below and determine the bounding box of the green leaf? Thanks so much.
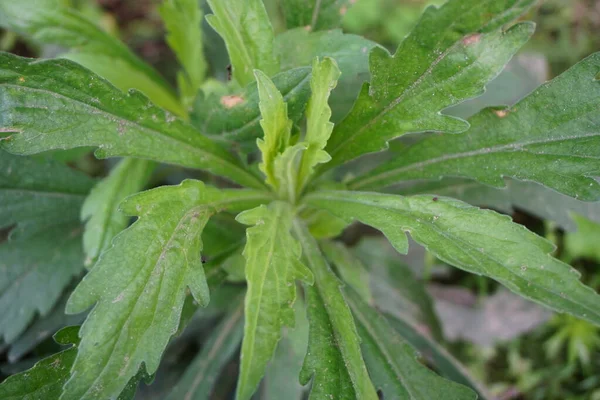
[297,57,340,192]
[0,223,84,343]
[351,53,600,200]
[301,208,349,239]
[0,0,183,116]
[394,177,600,232]
[191,67,312,149]
[346,288,477,400]
[274,143,307,202]
[235,202,313,400]
[304,190,600,326]
[564,215,600,262]
[319,0,535,173]
[166,297,244,400]
[263,299,309,400]
[0,53,264,189]
[255,70,293,189]
[279,0,351,31]
[0,326,80,400]
[61,180,269,400]
[206,0,279,87]
[321,240,372,303]
[81,158,154,267]
[159,0,207,108]
[0,150,94,238]
[275,28,378,122]
[292,219,378,399]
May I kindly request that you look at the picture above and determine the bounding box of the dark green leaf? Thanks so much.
[352,53,600,200]
[279,0,352,31]
[320,0,535,173]
[346,288,477,400]
[0,53,264,189]
[305,190,600,326]
[61,180,269,399]
[292,219,378,399]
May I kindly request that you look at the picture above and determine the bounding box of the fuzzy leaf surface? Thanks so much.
[81,158,154,266]
[235,202,313,400]
[305,191,600,326]
[0,0,182,115]
[166,298,244,400]
[292,220,378,399]
[279,0,351,31]
[0,53,263,189]
[159,0,207,108]
[61,181,269,400]
[0,224,84,343]
[352,53,600,200]
[320,0,535,172]
[0,151,93,238]
[346,288,477,400]
[191,67,311,148]
[206,0,278,86]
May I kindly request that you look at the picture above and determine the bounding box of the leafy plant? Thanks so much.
[1,0,600,399]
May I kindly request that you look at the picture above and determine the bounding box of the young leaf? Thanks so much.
[166,298,244,400]
[292,219,378,399]
[159,0,207,108]
[351,53,600,200]
[0,223,84,343]
[321,240,372,303]
[0,151,94,238]
[319,0,535,173]
[304,190,600,327]
[81,158,154,266]
[0,0,183,116]
[274,143,308,203]
[235,202,313,400]
[0,326,80,400]
[206,0,279,87]
[0,53,264,189]
[297,57,340,192]
[346,288,477,400]
[263,299,309,400]
[255,70,293,189]
[61,180,269,400]
[191,67,312,149]
[279,0,352,31]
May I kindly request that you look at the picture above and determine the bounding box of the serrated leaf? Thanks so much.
[321,240,372,303]
[304,190,600,327]
[0,0,183,116]
[159,0,207,108]
[275,28,378,122]
[262,299,309,400]
[191,67,312,149]
[206,0,279,87]
[352,53,600,200]
[319,0,535,173]
[0,326,80,400]
[235,202,313,400]
[81,158,154,266]
[255,70,293,189]
[0,223,84,343]
[292,219,378,399]
[297,57,340,192]
[346,288,476,400]
[166,298,244,400]
[0,53,264,189]
[279,0,351,31]
[394,177,600,232]
[0,150,94,238]
[61,180,269,400]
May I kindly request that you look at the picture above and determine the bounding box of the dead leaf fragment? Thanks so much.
[220,94,245,109]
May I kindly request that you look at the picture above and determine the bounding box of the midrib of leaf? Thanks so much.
[311,0,323,29]
[3,83,261,188]
[0,188,87,198]
[351,127,600,190]
[183,302,243,400]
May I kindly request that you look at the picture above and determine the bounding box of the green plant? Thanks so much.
[1,0,600,399]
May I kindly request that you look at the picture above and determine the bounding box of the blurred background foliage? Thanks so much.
[1,1,600,399]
